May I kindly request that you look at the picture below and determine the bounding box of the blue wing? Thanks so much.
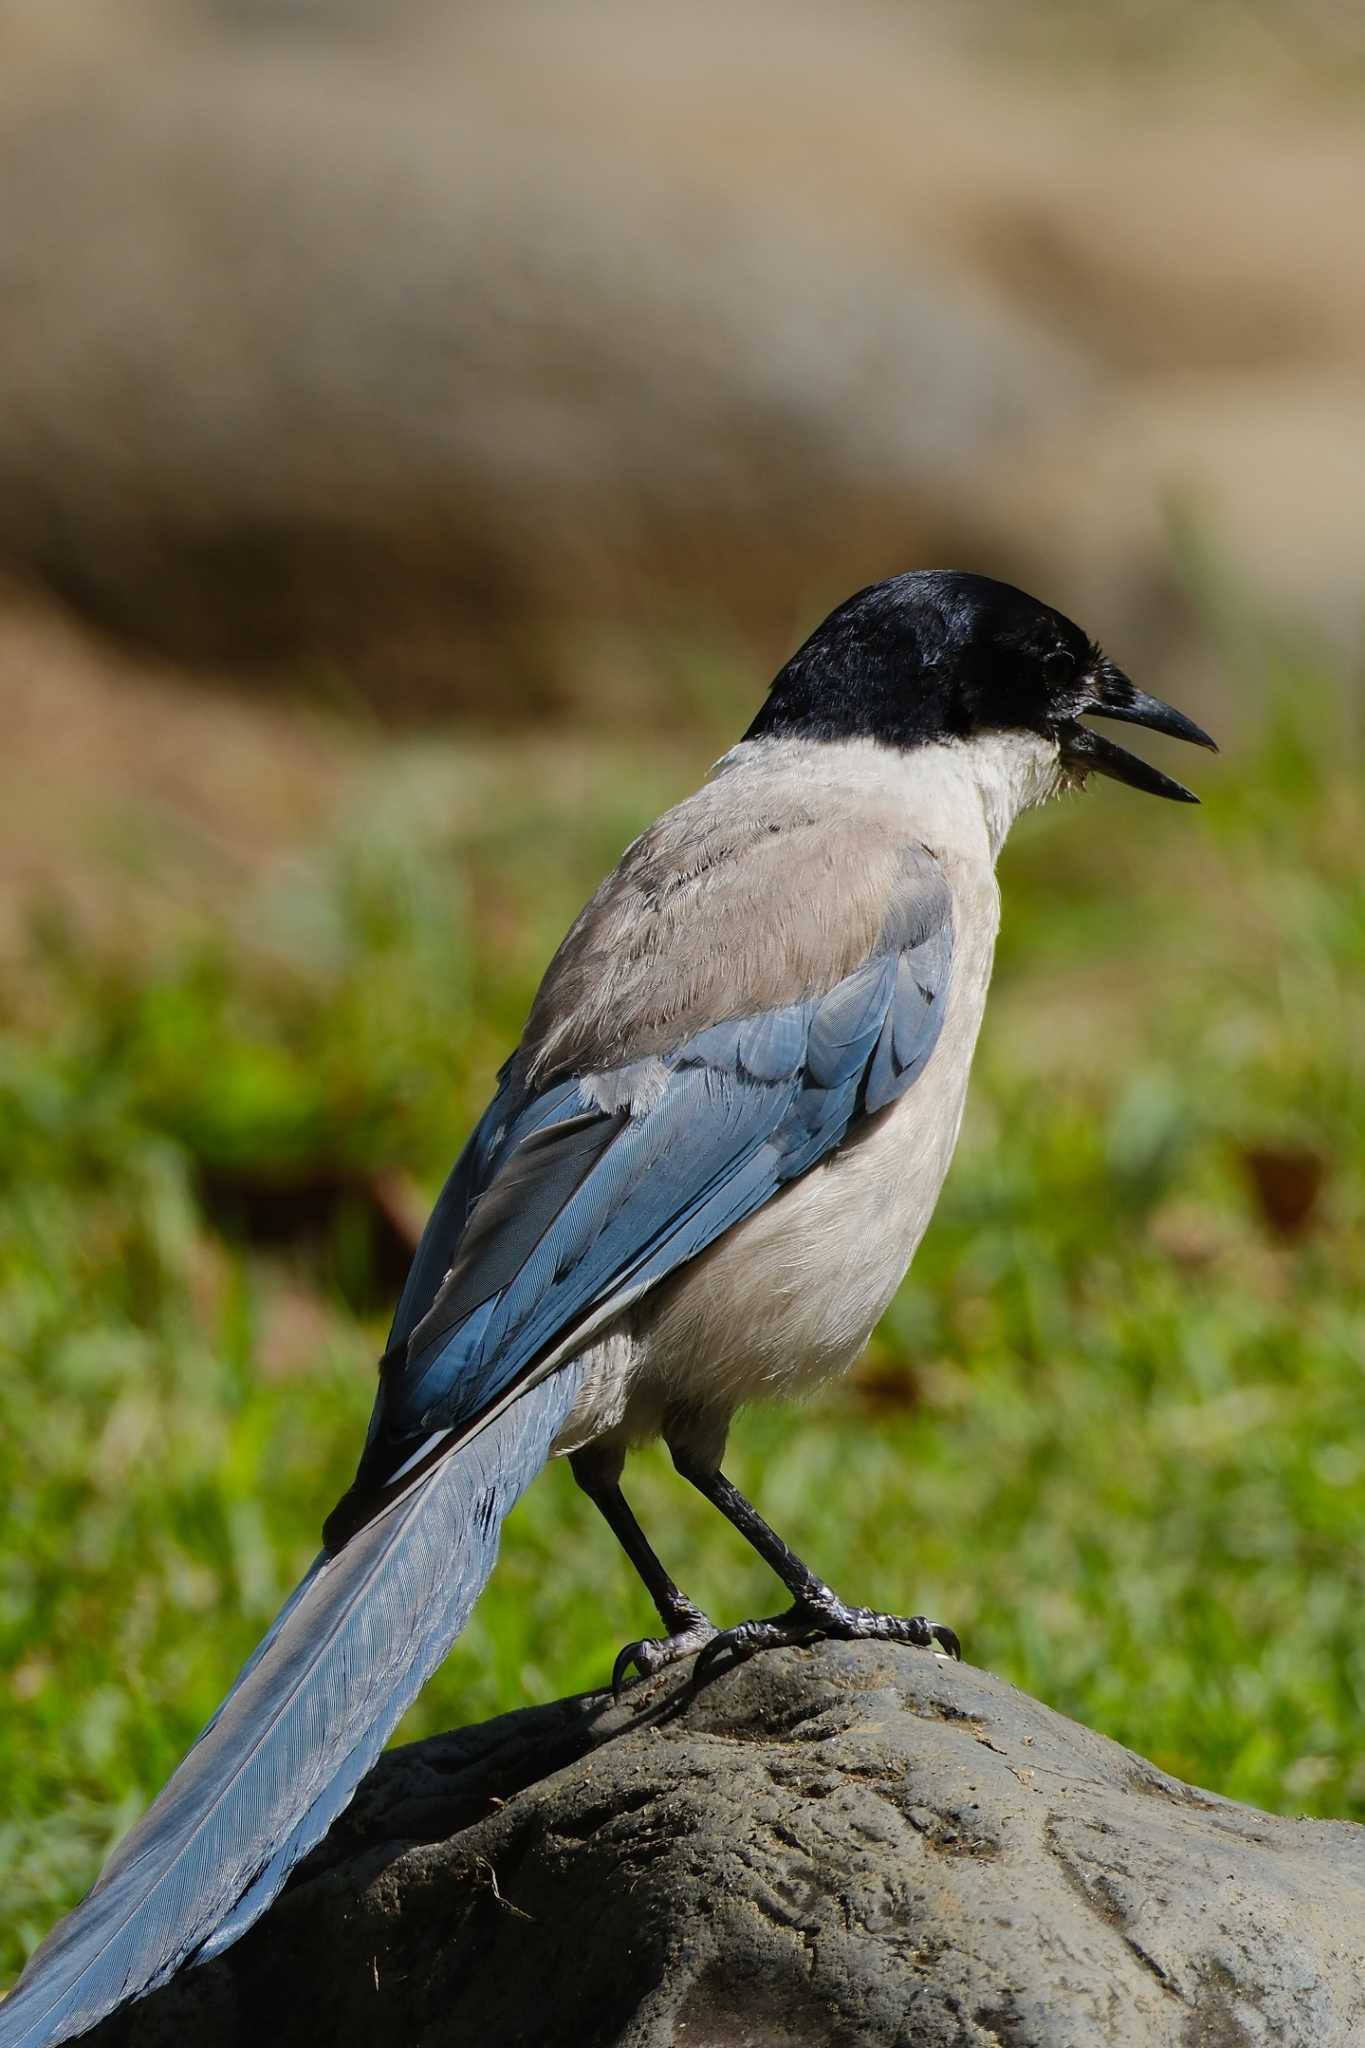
[326,871,953,1546]
[1,843,953,2047]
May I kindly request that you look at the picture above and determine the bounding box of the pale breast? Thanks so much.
[599,851,1001,1448]
[544,732,1044,1464]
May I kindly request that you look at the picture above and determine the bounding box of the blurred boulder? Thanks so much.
[0,3,1362,715]
[0,3,1084,713]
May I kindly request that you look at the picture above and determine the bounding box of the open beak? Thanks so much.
[1058,657,1218,803]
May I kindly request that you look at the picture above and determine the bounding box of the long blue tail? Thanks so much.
[0,1365,583,2048]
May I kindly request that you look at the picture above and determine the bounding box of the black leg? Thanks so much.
[572,1454,704,1634]
[670,1448,961,1677]
[570,1452,716,1696]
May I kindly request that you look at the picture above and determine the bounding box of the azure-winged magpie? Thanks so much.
[0,571,1215,2045]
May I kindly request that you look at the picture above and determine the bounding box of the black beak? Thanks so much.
[1058,657,1218,804]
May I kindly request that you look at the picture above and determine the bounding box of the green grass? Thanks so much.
[2,642,1363,1984]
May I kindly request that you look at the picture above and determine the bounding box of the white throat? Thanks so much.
[942,729,1069,858]
[717,731,1067,866]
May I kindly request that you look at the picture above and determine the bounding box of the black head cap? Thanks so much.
[746,570,1216,801]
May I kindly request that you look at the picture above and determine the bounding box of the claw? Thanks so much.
[610,1614,718,1701]
[691,1618,786,1684]
[611,1639,650,1701]
[611,1591,960,1699]
[928,1621,962,1661]
[686,1599,962,1684]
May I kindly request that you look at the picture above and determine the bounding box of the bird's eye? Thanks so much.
[1042,649,1075,683]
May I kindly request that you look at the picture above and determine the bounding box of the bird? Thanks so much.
[0,570,1215,2045]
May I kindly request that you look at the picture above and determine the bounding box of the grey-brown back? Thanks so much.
[521,739,950,1086]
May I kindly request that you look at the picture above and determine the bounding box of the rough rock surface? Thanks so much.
[89,1641,1365,2048]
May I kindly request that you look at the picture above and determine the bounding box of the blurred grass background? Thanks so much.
[2,569,1362,1979]
[2,0,1364,1997]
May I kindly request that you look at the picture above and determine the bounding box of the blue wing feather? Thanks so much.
[334,860,954,1526]
[738,1005,812,1081]
[383,1073,519,1354]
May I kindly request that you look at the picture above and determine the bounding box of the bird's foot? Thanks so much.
[611,1602,718,1700]
[692,1590,960,1684]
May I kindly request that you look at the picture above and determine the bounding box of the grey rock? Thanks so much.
[90,1641,1365,2047]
